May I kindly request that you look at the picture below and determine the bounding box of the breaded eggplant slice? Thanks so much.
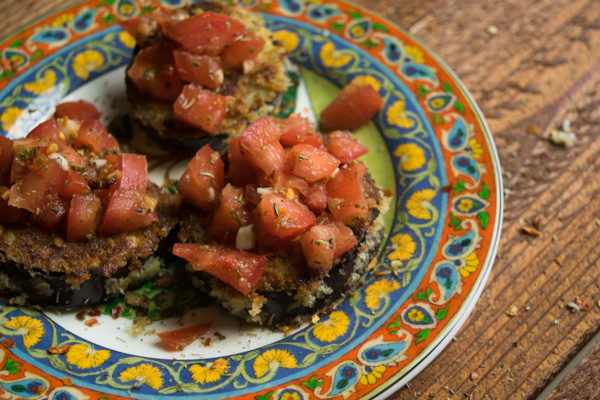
[0,184,179,308]
[178,173,390,326]
[126,1,290,148]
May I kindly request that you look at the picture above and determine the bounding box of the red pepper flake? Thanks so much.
[84,318,98,327]
[48,345,71,354]
[88,309,101,317]
[2,338,15,348]
[203,337,212,347]
[441,184,453,193]
[575,296,592,311]
[76,310,89,320]
[61,377,73,386]
[111,306,124,320]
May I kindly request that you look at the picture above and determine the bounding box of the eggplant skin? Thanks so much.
[0,184,180,308]
[179,173,390,326]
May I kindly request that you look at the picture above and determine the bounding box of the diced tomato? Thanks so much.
[99,189,157,235]
[272,171,309,197]
[116,154,147,193]
[327,163,368,224]
[66,194,102,242]
[119,16,146,40]
[173,51,224,89]
[220,33,265,71]
[56,117,82,144]
[127,45,184,101]
[300,224,336,268]
[302,181,327,214]
[227,137,255,187]
[73,119,107,153]
[157,321,213,351]
[164,12,246,56]
[98,133,121,154]
[54,101,101,121]
[9,159,61,213]
[239,117,286,175]
[326,131,369,163]
[274,114,323,147]
[210,183,251,240]
[29,196,70,232]
[30,155,89,198]
[10,139,48,183]
[173,84,231,134]
[0,186,28,223]
[0,136,13,186]
[60,146,84,167]
[287,144,340,183]
[59,169,90,198]
[253,193,316,245]
[173,244,267,295]
[332,219,357,258]
[244,184,261,206]
[27,119,66,152]
[320,81,384,131]
[178,145,225,212]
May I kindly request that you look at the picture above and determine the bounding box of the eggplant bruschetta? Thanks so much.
[0,101,179,308]
[173,114,390,326]
[122,1,290,145]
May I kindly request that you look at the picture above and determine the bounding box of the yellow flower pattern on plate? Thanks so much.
[253,349,298,378]
[351,75,381,91]
[4,316,45,348]
[319,42,352,68]
[406,189,436,220]
[118,31,136,48]
[405,45,425,63]
[119,364,163,390]
[272,30,300,52]
[65,344,110,369]
[189,358,230,384]
[387,100,414,129]
[1,106,23,131]
[394,143,426,171]
[365,279,401,310]
[360,365,386,385]
[24,70,57,94]
[313,311,349,342]
[460,252,479,277]
[388,233,416,261]
[73,50,104,80]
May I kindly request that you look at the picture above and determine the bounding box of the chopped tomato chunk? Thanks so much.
[332,219,358,258]
[320,81,384,131]
[210,184,252,240]
[73,119,109,153]
[54,101,101,121]
[274,114,323,147]
[253,193,316,245]
[239,117,286,175]
[173,244,267,295]
[29,196,70,232]
[0,186,28,223]
[178,145,225,212]
[164,12,246,55]
[66,194,101,242]
[326,131,369,163]
[0,136,13,186]
[326,163,368,225]
[300,224,336,268]
[272,171,310,198]
[173,51,224,89]
[157,322,213,351]
[127,44,184,101]
[116,153,148,193]
[288,144,340,183]
[227,137,255,187]
[99,189,157,235]
[27,119,66,152]
[302,181,327,214]
[173,84,231,134]
[220,33,265,71]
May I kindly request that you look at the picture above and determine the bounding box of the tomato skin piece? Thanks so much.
[116,154,148,193]
[10,139,48,184]
[60,146,85,167]
[27,119,66,152]
[326,130,369,163]
[73,119,108,153]
[332,219,357,258]
[54,101,101,121]
[66,194,102,242]
[0,186,29,223]
[173,244,267,295]
[272,171,310,198]
[274,114,323,147]
[173,51,224,89]
[127,45,184,101]
[300,224,336,269]
[320,81,384,131]
[239,117,286,175]
[326,163,368,225]
[227,137,255,187]
[220,33,265,71]
[302,181,327,214]
[210,183,251,240]
[178,145,225,212]
[157,322,213,351]
[288,144,340,183]
[98,189,157,236]
[253,193,316,245]
[29,196,70,232]
[164,12,246,56]
[0,136,13,186]
[173,84,231,134]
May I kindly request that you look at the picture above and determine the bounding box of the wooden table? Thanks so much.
[1,0,599,398]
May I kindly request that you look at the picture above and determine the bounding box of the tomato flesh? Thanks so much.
[220,33,265,71]
[99,189,157,235]
[326,130,369,163]
[157,322,213,351]
[173,50,224,89]
[253,193,316,245]
[332,219,358,258]
[288,144,340,183]
[302,181,327,214]
[0,186,28,223]
[54,101,101,121]
[320,81,384,131]
[173,243,267,295]
[73,119,107,153]
[326,163,368,225]
[164,12,246,56]
[27,119,66,152]
[274,114,323,147]
[116,154,148,192]
[300,224,336,268]
[127,45,184,101]
[0,136,13,186]
[239,117,286,175]
[227,137,255,187]
[210,183,251,241]
[178,145,225,212]
[66,194,101,242]
[29,196,70,232]
[173,84,231,134]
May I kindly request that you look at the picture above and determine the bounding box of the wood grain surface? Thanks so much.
[2,0,600,399]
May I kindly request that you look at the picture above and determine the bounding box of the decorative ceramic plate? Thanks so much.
[0,1,502,399]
